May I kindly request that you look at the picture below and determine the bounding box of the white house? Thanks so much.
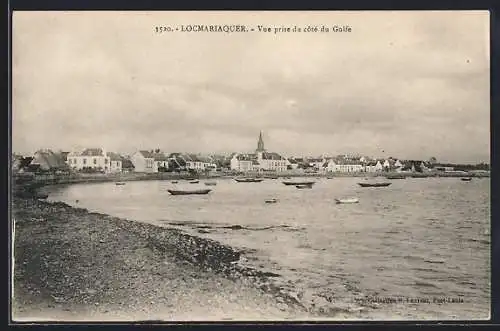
[256,152,287,172]
[67,148,122,173]
[230,153,258,172]
[323,159,337,173]
[365,160,383,172]
[184,154,217,172]
[307,158,325,171]
[335,159,365,173]
[107,152,123,173]
[131,150,169,173]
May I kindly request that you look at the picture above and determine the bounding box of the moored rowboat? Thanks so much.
[335,197,359,204]
[283,180,316,186]
[205,181,217,186]
[167,189,211,195]
[296,184,313,189]
[234,178,264,183]
[265,198,279,203]
[358,182,391,187]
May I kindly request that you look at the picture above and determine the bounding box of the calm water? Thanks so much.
[45,177,490,320]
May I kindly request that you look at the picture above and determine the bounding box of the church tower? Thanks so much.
[256,131,265,152]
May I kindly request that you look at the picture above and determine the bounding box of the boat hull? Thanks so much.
[283,181,316,186]
[234,178,264,183]
[357,182,392,187]
[296,184,313,189]
[335,198,359,204]
[167,189,211,195]
[386,175,406,179]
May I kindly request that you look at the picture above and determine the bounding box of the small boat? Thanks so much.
[36,193,49,199]
[326,177,334,179]
[335,197,359,204]
[461,177,472,181]
[115,182,126,186]
[189,180,200,184]
[358,182,392,187]
[386,174,406,180]
[296,184,313,189]
[167,189,211,195]
[265,176,278,179]
[171,181,178,184]
[265,198,279,203]
[205,181,217,186]
[234,178,264,183]
[283,180,316,186]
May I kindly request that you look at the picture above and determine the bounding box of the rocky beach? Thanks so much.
[11,197,312,321]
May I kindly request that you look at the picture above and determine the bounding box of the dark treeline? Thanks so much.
[435,162,490,171]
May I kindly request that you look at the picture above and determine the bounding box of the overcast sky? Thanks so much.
[12,11,490,163]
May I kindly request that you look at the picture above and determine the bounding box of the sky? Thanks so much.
[12,11,490,163]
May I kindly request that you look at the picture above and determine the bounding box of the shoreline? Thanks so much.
[14,170,490,192]
[12,197,314,321]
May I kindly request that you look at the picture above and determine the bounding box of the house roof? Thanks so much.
[237,154,257,161]
[261,152,284,160]
[81,148,105,157]
[32,149,69,169]
[60,152,70,161]
[121,158,135,169]
[139,150,169,161]
[336,159,363,165]
[106,152,122,161]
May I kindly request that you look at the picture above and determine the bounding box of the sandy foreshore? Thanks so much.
[11,197,313,322]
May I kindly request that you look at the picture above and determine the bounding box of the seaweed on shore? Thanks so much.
[12,198,308,314]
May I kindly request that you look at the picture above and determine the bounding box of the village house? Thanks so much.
[307,157,325,171]
[401,160,429,172]
[230,153,258,172]
[106,152,123,173]
[335,158,365,173]
[183,154,217,172]
[131,150,169,173]
[121,157,135,173]
[31,149,70,173]
[323,159,337,173]
[322,157,365,173]
[167,153,188,172]
[365,160,383,172]
[258,152,287,172]
[67,148,123,173]
[383,159,403,172]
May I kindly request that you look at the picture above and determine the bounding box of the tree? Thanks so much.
[155,148,160,153]
[429,157,437,165]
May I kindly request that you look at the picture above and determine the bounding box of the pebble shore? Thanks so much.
[11,197,312,321]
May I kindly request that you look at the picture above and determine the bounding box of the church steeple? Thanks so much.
[256,131,265,152]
